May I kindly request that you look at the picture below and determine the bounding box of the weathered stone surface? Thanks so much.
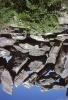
[28,61,45,73]
[60,55,68,78]
[58,13,68,25]
[55,53,65,75]
[22,73,38,88]
[55,48,68,79]
[10,32,22,37]
[29,45,50,57]
[0,26,68,94]
[12,36,26,41]
[0,37,15,47]
[14,70,29,87]
[13,45,28,53]
[28,73,38,83]
[12,57,29,74]
[30,35,45,42]
[0,48,10,57]
[1,69,13,95]
[19,43,49,57]
[19,43,39,51]
[56,34,68,41]
[29,49,46,57]
[46,43,62,67]
[0,48,11,63]
[0,68,4,82]
[7,50,29,73]
[39,45,50,52]
[61,69,68,78]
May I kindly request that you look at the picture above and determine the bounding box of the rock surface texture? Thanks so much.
[0,26,68,94]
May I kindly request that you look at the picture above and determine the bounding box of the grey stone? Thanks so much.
[22,73,38,88]
[46,43,62,66]
[0,48,10,57]
[55,55,65,75]
[13,45,28,53]
[56,34,68,42]
[30,35,45,42]
[0,68,4,82]
[0,48,11,63]
[12,36,26,40]
[39,45,50,52]
[19,43,39,51]
[28,61,45,73]
[0,37,15,47]
[14,70,29,87]
[60,55,68,78]
[12,57,29,74]
[1,26,68,94]
[58,13,68,25]
[29,49,46,57]
[1,69,13,95]
[61,69,68,78]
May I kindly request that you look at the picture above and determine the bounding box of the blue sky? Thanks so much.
[0,85,67,100]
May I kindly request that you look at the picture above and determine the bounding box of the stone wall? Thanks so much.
[0,26,68,94]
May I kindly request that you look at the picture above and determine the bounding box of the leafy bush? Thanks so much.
[0,0,62,33]
[0,8,14,23]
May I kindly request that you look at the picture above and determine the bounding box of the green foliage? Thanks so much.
[11,10,59,34]
[0,8,14,23]
[0,0,61,33]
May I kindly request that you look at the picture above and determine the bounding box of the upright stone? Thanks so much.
[1,69,13,95]
[46,42,62,67]
[14,70,29,87]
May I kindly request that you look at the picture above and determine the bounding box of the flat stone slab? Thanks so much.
[30,35,45,42]
[29,49,46,57]
[28,61,45,73]
[0,37,15,47]
[13,45,29,53]
[19,43,39,51]
[12,36,26,40]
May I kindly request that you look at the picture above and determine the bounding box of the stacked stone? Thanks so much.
[0,26,68,94]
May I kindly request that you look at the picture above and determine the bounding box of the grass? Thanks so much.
[0,7,59,34]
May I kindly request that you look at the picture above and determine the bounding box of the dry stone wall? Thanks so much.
[0,26,68,94]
